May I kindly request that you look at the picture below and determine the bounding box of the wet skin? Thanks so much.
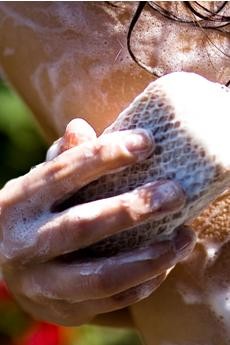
[0,2,230,344]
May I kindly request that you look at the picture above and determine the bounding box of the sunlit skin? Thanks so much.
[0,2,229,344]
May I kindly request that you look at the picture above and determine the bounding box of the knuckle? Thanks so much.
[97,136,131,164]
[72,217,90,239]
[25,287,44,303]
[17,273,42,302]
[120,195,147,224]
[0,246,19,265]
[92,141,114,165]
[0,238,37,266]
[64,214,89,244]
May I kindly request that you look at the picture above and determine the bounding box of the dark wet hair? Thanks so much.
[108,1,230,86]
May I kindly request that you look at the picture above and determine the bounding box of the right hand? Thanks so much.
[0,119,195,326]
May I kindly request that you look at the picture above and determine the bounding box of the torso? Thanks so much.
[0,2,229,138]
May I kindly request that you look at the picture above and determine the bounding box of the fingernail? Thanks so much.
[173,227,195,258]
[124,129,154,159]
[149,180,186,213]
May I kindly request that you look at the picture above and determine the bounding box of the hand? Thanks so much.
[0,119,195,326]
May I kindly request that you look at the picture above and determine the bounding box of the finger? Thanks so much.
[45,129,155,206]
[85,274,167,316]
[4,129,154,209]
[54,274,167,326]
[38,180,186,259]
[46,119,97,161]
[15,275,165,327]
[12,273,166,326]
[60,118,97,152]
[24,227,195,302]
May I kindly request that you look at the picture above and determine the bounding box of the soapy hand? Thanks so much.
[0,119,195,326]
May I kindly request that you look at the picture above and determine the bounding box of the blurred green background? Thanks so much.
[0,79,47,187]
[0,79,142,345]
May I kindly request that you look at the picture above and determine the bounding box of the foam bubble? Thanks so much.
[208,288,230,337]
[178,287,203,305]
